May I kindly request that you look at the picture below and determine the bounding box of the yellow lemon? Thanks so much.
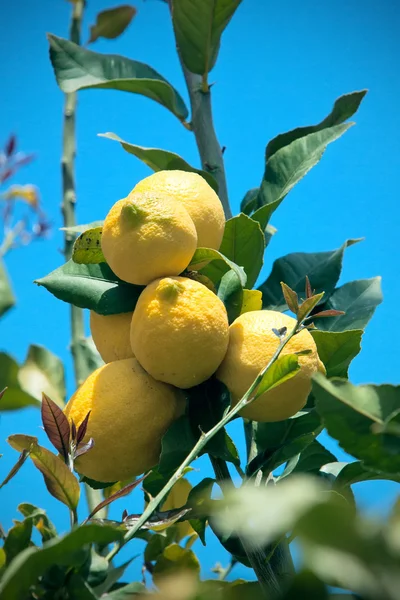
[101,191,197,285]
[216,310,325,422]
[90,311,134,363]
[131,276,229,389]
[64,358,185,482]
[159,478,195,541]
[134,170,225,250]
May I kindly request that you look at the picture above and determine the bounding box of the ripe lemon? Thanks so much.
[131,276,229,389]
[134,170,225,250]
[90,311,134,363]
[160,478,195,541]
[64,358,185,482]
[216,310,325,422]
[101,191,197,285]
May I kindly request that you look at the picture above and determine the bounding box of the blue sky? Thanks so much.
[1,0,399,583]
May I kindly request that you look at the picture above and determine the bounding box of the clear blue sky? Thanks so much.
[1,0,399,582]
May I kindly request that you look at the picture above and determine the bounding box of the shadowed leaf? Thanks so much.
[247,432,317,478]
[87,474,147,520]
[100,133,218,192]
[77,411,91,445]
[0,450,29,489]
[88,5,136,44]
[19,345,66,408]
[189,248,246,287]
[217,270,243,324]
[3,520,33,566]
[41,393,70,460]
[18,503,57,542]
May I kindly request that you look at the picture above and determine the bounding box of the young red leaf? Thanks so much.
[305,275,313,299]
[0,450,29,489]
[280,282,299,314]
[75,438,94,458]
[5,135,16,157]
[87,474,148,521]
[77,411,91,445]
[297,292,325,323]
[41,393,70,461]
[310,309,346,319]
[71,419,77,443]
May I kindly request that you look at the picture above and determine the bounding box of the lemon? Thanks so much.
[101,191,197,286]
[134,170,225,250]
[216,310,325,422]
[64,358,185,482]
[90,311,134,363]
[131,276,229,389]
[160,478,195,541]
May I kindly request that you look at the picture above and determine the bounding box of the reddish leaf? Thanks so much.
[0,450,29,489]
[87,474,148,520]
[122,509,128,521]
[311,309,346,319]
[297,292,325,323]
[0,167,14,184]
[41,393,70,461]
[71,419,77,442]
[0,387,8,401]
[5,135,16,157]
[305,275,314,299]
[280,282,299,314]
[77,411,91,445]
[75,438,94,458]
[14,153,35,168]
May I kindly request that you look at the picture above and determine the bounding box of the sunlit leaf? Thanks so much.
[0,355,39,410]
[310,329,363,378]
[72,227,105,265]
[254,354,300,399]
[240,289,262,314]
[18,345,66,408]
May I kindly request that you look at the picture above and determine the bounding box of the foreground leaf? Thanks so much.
[172,0,241,76]
[0,353,39,411]
[0,260,15,317]
[18,345,66,407]
[310,329,363,378]
[153,543,200,585]
[88,5,136,44]
[48,35,188,122]
[254,354,300,399]
[240,289,262,314]
[8,435,80,510]
[217,270,243,323]
[3,520,33,566]
[0,524,124,600]
[35,260,143,315]
[259,240,359,311]
[100,133,218,192]
[312,277,383,332]
[313,373,400,473]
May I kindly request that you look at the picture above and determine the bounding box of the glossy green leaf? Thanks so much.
[259,240,359,311]
[18,344,66,408]
[334,461,400,487]
[188,248,247,287]
[72,227,105,265]
[100,132,218,192]
[8,435,80,510]
[240,188,259,215]
[0,524,124,600]
[158,416,198,477]
[48,34,188,122]
[281,440,337,479]
[0,259,15,318]
[172,0,241,75]
[247,432,317,478]
[255,411,322,454]
[88,5,136,44]
[312,277,383,332]
[35,260,143,316]
[258,123,353,209]
[0,353,39,411]
[311,330,363,378]
[217,270,243,323]
[255,354,300,399]
[313,373,400,473]
[266,90,367,160]
[3,520,33,566]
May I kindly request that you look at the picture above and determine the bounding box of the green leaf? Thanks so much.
[310,330,363,378]
[188,248,247,287]
[209,214,264,288]
[255,411,322,453]
[0,259,15,318]
[281,570,329,600]
[3,520,33,566]
[103,582,146,598]
[18,503,58,542]
[18,345,66,408]
[334,461,400,487]
[172,0,241,76]
[152,543,200,584]
[35,260,143,316]
[313,373,400,473]
[8,435,80,510]
[0,524,124,600]
[67,574,99,599]
[0,353,39,411]
[47,34,188,122]
[255,354,300,399]
[312,277,383,332]
[72,227,105,265]
[187,378,239,466]
[187,477,215,546]
[266,90,367,160]
[93,558,135,596]
[158,416,198,477]
[258,123,353,208]
[247,432,317,478]
[100,132,218,192]
[240,289,262,314]
[240,188,259,215]
[259,240,359,311]
[217,270,243,324]
[281,440,337,479]
[88,5,136,44]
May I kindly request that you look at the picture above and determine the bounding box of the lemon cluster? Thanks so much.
[64,170,324,484]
